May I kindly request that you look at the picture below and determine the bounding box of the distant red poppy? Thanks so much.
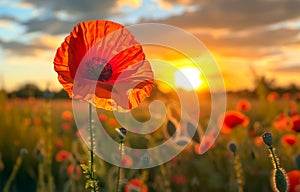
[286,170,300,192]
[61,122,72,132]
[273,114,291,132]
[109,117,118,127]
[253,136,264,147]
[289,101,298,116]
[220,111,249,134]
[282,92,292,100]
[54,20,153,111]
[120,154,133,167]
[291,115,300,132]
[98,113,107,122]
[55,150,71,162]
[124,179,148,192]
[249,130,256,137]
[267,92,279,102]
[236,99,251,111]
[55,138,63,149]
[61,110,73,120]
[297,92,300,100]
[24,118,32,127]
[33,117,42,126]
[67,164,82,180]
[172,174,186,184]
[281,134,298,146]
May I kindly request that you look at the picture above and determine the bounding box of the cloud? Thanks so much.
[160,0,198,5]
[268,65,300,73]
[0,39,49,55]
[192,28,299,59]
[0,18,16,30]
[146,0,300,31]
[116,0,142,9]
[0,33,62,56]
[12,1,35,9]
[21,18,77,35]
[197,28,300,48]
[9,0,118,35]
[22,0,117,18]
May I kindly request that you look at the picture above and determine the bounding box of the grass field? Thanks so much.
[0,88,299,192]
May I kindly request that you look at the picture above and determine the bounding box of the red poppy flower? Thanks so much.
[55,138,63,149]
[61,110,73,120]
[67,164,82,180]
[236,99,251,111]
[282,92,292,100]
[267,92,279,102]
[61,122,72,132]
[297,92,300,100]
[289,101,298,116]
[54,20,154,111]
[291,115,300,132]
[109,117,118,127]
[273,114,291,132]
[33,117,42,126]
[24,118,32,127]
[249,130,256,137]
[281,134,298,146]
[120,154,133,167]
[286,170,300,192]
[55,150,71,162]
[220,111,249,134]
[98,113,107,122]
[253,136,264,147]
[172,174,186,184]
[125,179,148,192]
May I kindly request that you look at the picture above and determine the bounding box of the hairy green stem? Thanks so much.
[3,156,23,192]
[268,147,279,169]
[115,142,124,192]
[45,99,54,192]
[89,103,96,192]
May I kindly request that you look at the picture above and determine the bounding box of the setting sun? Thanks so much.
[174,67,203,90]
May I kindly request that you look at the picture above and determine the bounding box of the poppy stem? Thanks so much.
[88,103,96,191]
[45,96,54,192]
[115,141,124,192]
[3,149,27,192]
[268,146,279,170]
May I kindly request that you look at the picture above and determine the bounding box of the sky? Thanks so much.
[0,0,299,92]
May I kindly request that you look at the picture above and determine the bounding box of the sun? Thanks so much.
[174,67,203,90]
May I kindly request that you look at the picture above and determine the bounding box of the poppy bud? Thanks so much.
[116,127,127,141]
[43,89,52,100]
[228,143,237,153]
[20,148,28,157]
[262,132,273,147]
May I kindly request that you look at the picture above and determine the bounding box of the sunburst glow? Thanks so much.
[174,67,203,90]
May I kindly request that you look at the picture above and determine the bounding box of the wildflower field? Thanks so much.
[0,86,300,192]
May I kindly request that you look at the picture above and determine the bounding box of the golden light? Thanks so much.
[174,67,203,90]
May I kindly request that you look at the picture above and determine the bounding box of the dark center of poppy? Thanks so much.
[85,57,113,82]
